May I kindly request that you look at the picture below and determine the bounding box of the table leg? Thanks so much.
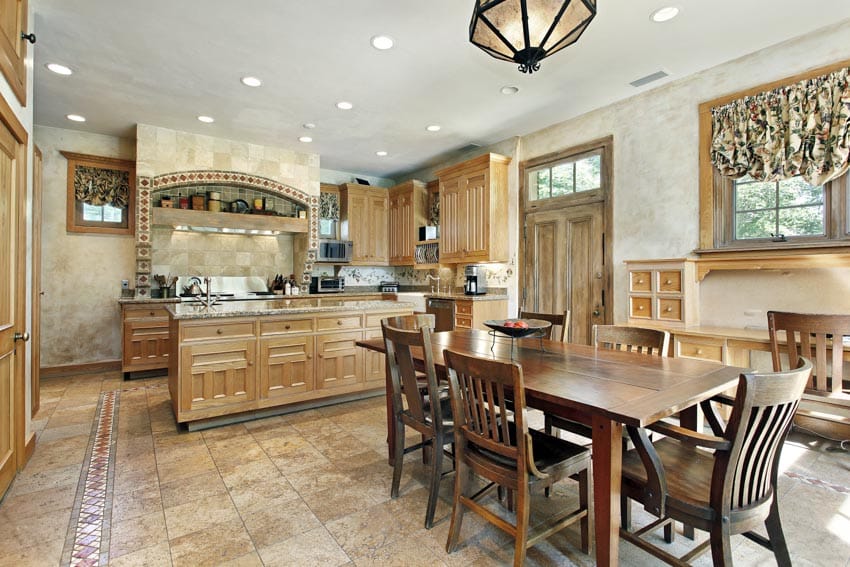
[592,415,622,567]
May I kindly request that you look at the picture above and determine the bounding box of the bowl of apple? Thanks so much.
[484,318,552,338]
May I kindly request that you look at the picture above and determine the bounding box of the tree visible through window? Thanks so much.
[530,152,601,201]
[733,175,825,240]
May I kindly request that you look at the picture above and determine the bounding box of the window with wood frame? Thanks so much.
[62,151,135,235]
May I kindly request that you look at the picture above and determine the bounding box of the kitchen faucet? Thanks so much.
[196,276,220,308]
[426,274,441,294]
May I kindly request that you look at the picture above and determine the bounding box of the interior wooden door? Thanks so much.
[523,202,607,344]
[0,103,25,496]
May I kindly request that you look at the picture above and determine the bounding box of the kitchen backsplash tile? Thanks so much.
[312,261,516,289]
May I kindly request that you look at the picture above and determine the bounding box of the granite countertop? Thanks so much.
[423,292,509,302]
[167,298,415,320]
[119,297,181,305]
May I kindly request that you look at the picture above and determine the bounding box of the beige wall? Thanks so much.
[35,126,136,367]
[519,21,850,327]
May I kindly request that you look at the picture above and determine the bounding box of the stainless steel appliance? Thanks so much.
[178,275,280,302]
[464,265,488,295]
[380,281,400,293]
[310,276,345,293]
[426,298,455,332]
[317,239,353,263]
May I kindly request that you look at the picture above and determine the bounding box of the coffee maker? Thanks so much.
[464,265,488,295]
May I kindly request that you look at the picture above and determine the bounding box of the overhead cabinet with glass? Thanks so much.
[340,183,389,265]
[437,153,510,264]
[388,180,428,266]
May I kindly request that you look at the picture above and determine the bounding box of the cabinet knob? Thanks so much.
[337,320,343,325]
[248,361,254,366]
[307,354,312,359]
[665,306,673,312]
[638,305,645,311]
[285,324,291,330]
[216,328,223,334]
[637,279,644,284]
[150,311,155,316]
[665,279,672,285]
[318,353,323,358]
[696,349,704,355]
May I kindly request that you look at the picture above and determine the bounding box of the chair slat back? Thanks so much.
[718,358,811,513]
[593,325,670,356]
[768,311,850,394]
[382,316,441,424]
[518,309,570,342]
[444,349,526,462]
[383,313,435,332]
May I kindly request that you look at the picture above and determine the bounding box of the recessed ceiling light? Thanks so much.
[197,115,215,123]
[370,35,394,50]
[241,76,262,87]
[376,151,388,157]
[500,86,519,95]
[650,6,680,22]
[336,101,354,110]
[298,136,313,143]
[66,114,86,122]
[46,63,72,75]
[426,125,441,132]
[302,123,316,129]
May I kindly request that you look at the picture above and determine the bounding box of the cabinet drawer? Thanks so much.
[658,271,683,293]
[455,302,473,316]
[182,321,255,342]
[365,311,410,328]
[124,306,170,320]
[455,315,473,329]
[677,339,724,362]
[316,314,362,331]
[630,271,652,293]
[658,298,683,322]
[260,318,314,336]
[629,296,652,319]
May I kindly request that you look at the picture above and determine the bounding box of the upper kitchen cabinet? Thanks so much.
[340,183,388,265]
[0,0,29,106]
[388,180,428,266]
[437,153,510,264]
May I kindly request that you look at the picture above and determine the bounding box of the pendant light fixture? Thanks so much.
[469,0,597,74]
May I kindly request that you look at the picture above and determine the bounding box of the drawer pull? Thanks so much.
[637,279,644,284]
[149,311,155,317]
[307,354,312,359]
[216,329,223,335]
[285,324,291,330]
[337,320,343,325]
[318,353,323,358]
[665,306,673,312]
[638,306,645,311]
[248,361,254,366]
[696,349,704,355]
[665,279,672,285]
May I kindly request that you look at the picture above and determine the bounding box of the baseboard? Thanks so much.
[23,431,35,466]
[40,360,121,378]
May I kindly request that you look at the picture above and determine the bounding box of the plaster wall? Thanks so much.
[35,126,136,367]
[519,21,850,327]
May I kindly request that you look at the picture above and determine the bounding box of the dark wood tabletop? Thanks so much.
[356,328,747,566]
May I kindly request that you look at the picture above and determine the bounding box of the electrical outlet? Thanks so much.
[121,279,129,290]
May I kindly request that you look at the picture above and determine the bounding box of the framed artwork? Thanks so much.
[62,151,136,235]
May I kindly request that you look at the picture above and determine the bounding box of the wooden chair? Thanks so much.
[619,358,812,566]
[545,324,670,441]
[767,311,850,437]
[443,348,591,566]
[518,309,570,342]
[381,315,452,529]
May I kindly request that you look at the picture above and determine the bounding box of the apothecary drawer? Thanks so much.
[260,318,314,336]
[455,302,473,316]
[124,306,170,320]
[677,339,724,362]
[182,321,255,342]
[455,315,473,329]
[630,271,652,293]
[629,296,653,319]
[316,314,362,331]
[658,298,683,322]
[657,271,683,293]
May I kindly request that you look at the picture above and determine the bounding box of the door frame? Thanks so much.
[30,145,40,417]
[519,136,614,327]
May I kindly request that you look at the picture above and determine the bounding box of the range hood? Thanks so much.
[153,207,309,236]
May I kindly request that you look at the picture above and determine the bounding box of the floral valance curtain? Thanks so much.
[710,66,850,186]
[74,165,131,207]
[319,192,339,220]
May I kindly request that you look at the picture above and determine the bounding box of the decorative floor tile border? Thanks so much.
[61,390,119,567]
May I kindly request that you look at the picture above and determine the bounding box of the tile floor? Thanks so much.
[0,371,848,566]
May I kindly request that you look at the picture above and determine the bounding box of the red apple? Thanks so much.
[515,320,529,329]
[503,320,516,327]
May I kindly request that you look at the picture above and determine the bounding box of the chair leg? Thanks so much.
[620,494,631,531]
[390,418,405,499]
[446,458,468,553]
[709,524,734,567]
[663,520,675,544]
[513,487,531,567]
[424,433,444,529]
[764,497,792,567]
[544,414,553,436]
[578,468,590,554]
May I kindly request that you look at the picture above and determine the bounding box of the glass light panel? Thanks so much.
[575,154,600,192]
[735,178,776,211]
[551,163,573,196]
[532,169,550,200]
[103,205,123,223]
[542,2,592,52]
[778,177,823,207]
[736,210,776,239]
[82,203,103,222]
[779,204,824,236]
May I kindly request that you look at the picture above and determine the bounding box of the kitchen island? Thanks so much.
[166,298,413,428]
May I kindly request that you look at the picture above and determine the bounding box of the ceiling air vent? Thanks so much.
[458,143,482,153]
[630,70,669,88]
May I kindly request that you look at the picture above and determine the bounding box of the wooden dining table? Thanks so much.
[356,328,747,567]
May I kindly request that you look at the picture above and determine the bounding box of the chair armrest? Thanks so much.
[625,425,667,518]
[710,393,735,405]
[647,421,731,451]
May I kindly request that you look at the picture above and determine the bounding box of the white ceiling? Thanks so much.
[32,1,850,179]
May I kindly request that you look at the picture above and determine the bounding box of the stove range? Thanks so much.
[176,276,286,302]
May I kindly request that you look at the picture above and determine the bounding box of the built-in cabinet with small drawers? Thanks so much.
[447,298,509,331]
[121,303,173,377]
[168,306,410,424]
[625,259,698,328]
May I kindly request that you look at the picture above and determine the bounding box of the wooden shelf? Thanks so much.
[413,263,440,270]
[692,247,850,280]
[153,207,308,234]
[417,239,439,245]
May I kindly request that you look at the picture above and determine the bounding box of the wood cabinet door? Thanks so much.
[369,192,389,263]
[0,0,27,105]
[346,191,369,262]
[180,340,256,415]
[439,176,463,261]
[123,320,170,370]
[316,331,362,390]
[388,192,402,263]
[362,328,386,385]
[388,189,413,265]
[260,335,314,400]
[463,169,490,261]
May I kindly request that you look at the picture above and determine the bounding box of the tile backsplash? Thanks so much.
[313,262,515,289]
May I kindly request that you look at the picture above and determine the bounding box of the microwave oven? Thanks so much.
[317,239,353,263]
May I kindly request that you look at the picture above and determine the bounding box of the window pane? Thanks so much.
[736,210,775,239]
[575,154,601,193]
[551,163,573,196]
[734,178,775,211]
[103,205,123,223]
[82,203,103,222]
[531,169,550,200]
[777,177,823,206]
[779,205,824,236]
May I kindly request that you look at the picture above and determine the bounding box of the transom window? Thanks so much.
[733,175,825,240]
[528,151,601,201]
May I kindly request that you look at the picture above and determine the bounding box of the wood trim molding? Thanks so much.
[31,145,41,418]
[693,248,850,281]
[22,431,35,467]
[40,360,122,378]
[697,58,850,251]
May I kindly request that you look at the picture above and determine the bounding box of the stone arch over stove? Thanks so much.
[134,170,318,297]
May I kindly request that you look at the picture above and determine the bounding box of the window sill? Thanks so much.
[692,244,850,280]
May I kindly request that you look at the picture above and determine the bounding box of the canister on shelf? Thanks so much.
[207,200,221,213]
[178,194,189,209]
[253,197,266,210]
[191,194,205,210]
